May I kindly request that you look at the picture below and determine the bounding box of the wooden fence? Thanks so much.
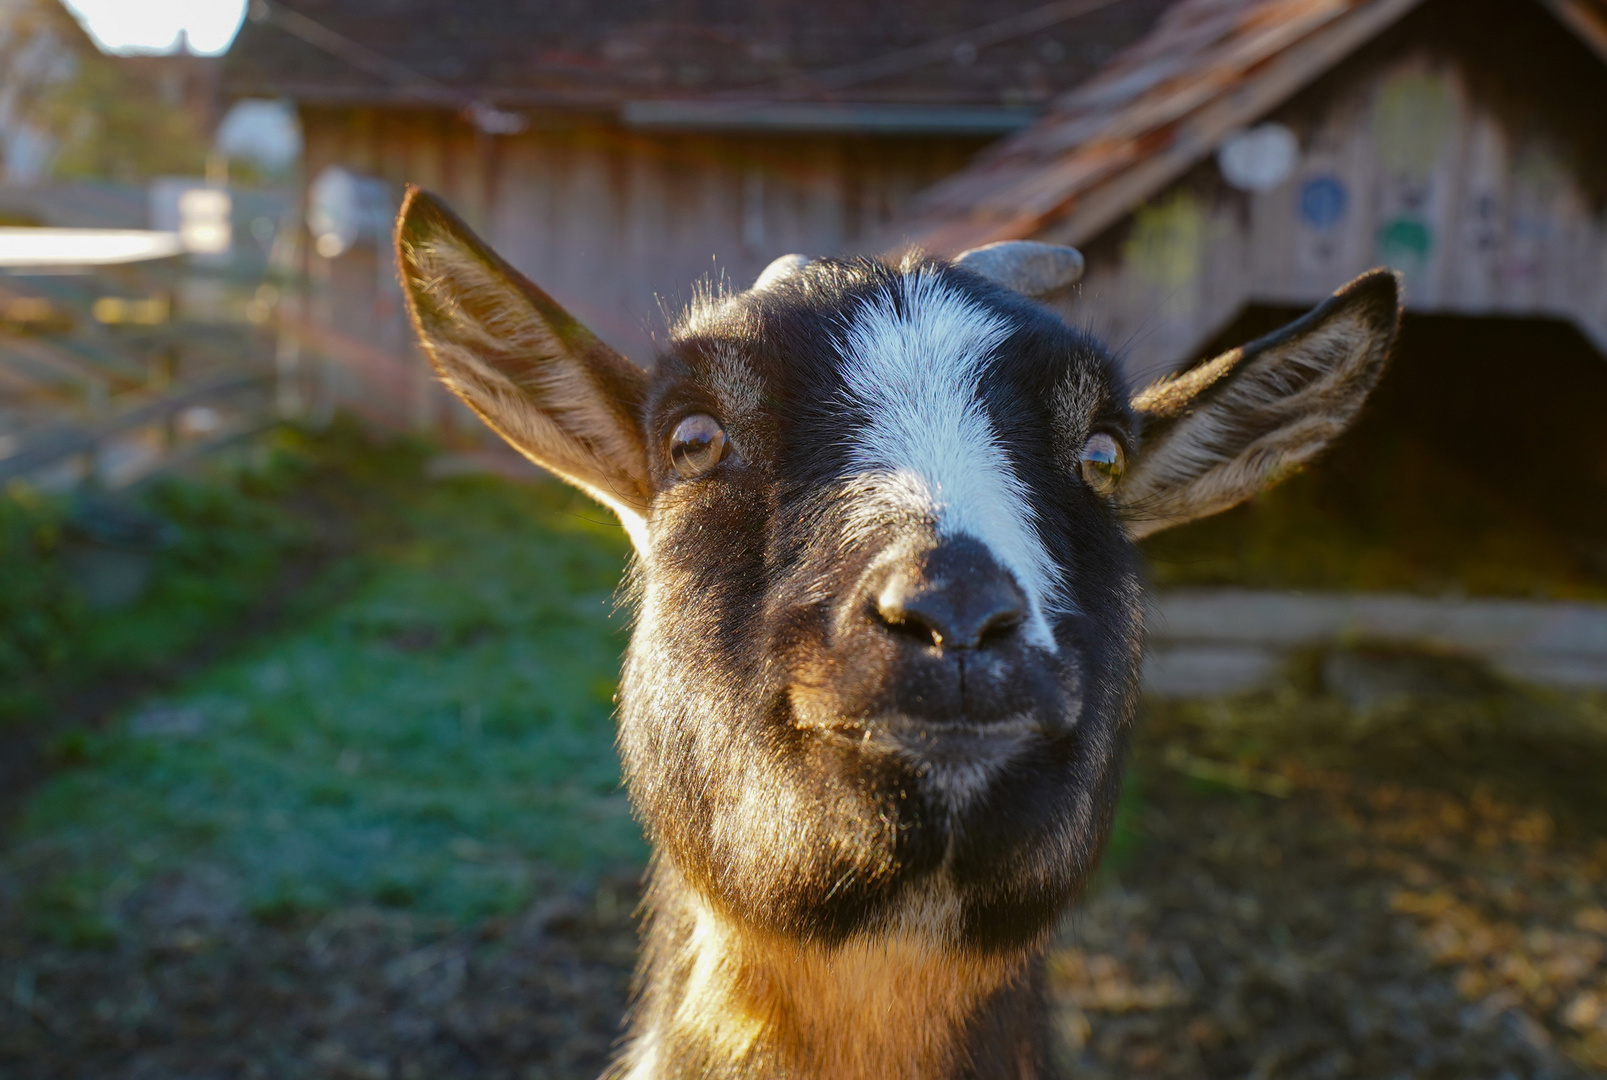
[0,369,276,490]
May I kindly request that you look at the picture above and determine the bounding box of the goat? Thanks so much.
[394,187,1400,1080]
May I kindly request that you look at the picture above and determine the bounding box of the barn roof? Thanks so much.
[893,0,1607,254]
[221,0,1176,132]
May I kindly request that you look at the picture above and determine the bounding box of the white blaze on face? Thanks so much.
[837,269,1062,650]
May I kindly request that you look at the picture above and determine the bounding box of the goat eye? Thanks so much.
[669,414,728,478]
[1079,433,1124,495]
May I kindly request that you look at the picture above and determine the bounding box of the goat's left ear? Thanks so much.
[1119,270,1401,540]
[396,187,653,541]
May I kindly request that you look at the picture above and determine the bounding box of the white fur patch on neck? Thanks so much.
[837,269,1061,649]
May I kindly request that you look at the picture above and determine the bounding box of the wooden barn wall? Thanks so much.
[1055,51,1607,385]
[295,108,987,429]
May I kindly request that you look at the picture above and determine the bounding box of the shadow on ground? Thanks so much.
[1054,676,1607,1079]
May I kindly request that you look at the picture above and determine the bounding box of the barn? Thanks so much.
[226,0,1607,687]
[895,0,1607,372]
[231,0,1607,487]
[890,0,1607,689]
[221,0,1176,424]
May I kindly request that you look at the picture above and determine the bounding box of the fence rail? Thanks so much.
[0,369,276,488]
[1144,589,1607,696]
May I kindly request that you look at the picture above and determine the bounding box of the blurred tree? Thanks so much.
[44,50,213,181]
[0,0,81,183]
[0,0,212,185]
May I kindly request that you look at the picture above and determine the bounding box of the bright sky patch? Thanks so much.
[59,0,249,57]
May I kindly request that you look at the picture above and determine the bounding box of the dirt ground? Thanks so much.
[0,874,639,1080]
[4,686,1606,1080]
[1053,759,1606,1078]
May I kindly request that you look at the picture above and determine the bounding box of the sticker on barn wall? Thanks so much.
[1502,146,1567,284]
[1217,124,1299,192]
[1298,176,1348,229]
[1377,218,1432,266]
[1372,71,1455,180]
[1124,192,1211,292]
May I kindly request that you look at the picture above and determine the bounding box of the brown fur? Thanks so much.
[393,188,1401,1080]
[1120,270,1401,539]
[395,190,654,543]
[618,868,1030,1080]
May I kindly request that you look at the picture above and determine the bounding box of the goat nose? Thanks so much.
[873,536,1027,650]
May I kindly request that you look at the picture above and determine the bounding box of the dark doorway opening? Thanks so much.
[1141,308,1607,599]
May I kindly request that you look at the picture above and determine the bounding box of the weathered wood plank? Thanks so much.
[1447,109,1508,311]
[1050,43,1607,385]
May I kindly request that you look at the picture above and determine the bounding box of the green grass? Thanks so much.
[0,422,420,724]
[6,472,644,942]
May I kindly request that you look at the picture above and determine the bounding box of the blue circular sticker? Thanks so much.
[1299,176,1349,229]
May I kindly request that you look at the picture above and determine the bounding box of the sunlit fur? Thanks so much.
[395,188,1400,1080]
[620,865,1032,1080]
[1120,275,1401,539]
[616,255,1145,1079]
[396,197,654,547]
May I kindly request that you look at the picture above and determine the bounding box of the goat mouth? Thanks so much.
[798,712,1052,764]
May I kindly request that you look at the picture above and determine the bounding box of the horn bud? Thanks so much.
[954,241,1084,298]
[752,253,810,291]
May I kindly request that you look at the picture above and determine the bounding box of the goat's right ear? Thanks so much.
[396,188,652,540]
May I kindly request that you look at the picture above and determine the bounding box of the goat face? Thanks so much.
[397,190,1401,959]
[620,258,1143,952]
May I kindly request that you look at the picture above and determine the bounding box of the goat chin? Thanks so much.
[791,710,1062,809]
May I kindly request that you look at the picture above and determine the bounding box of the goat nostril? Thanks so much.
[977,607,1024,646]
[874,574,1026,652]
[874,587,944,648]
